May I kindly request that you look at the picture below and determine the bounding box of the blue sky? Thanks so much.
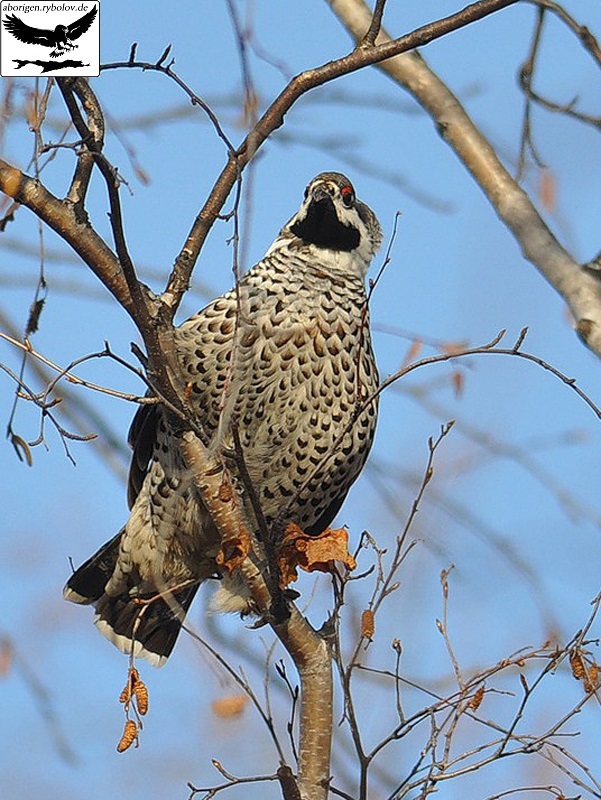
[2,1,601,798]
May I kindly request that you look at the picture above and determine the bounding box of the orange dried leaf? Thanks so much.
[216,526,251,573]
[117,719,139,753]
[401,339,423,368]
[539,169,557,213]
[134,166,151,186]
[0,637,13,678]
[211,694,248,718]
[133,679,149,716]
[119,667,140,704]
[278,525,356,588]
[467,685,485,711]
[570,649,586,680]
[583,661,599,694]
[440,340,468,356]
[24,93,38,128]
[284,522,304,537]
[361,609,375,640]
[451,370,464,398]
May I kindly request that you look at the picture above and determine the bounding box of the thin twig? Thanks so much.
[525,0,601,67]
[100,51,236,155]
[164,0,520,319]
[360,0,387,47]
[517,7,547,180]
[0,333,153,404]
[182,624,288,764]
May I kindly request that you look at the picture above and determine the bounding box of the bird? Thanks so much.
[64,172,383,667]
[3,8,97,58]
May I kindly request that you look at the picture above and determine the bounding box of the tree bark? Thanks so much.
[180,432,333,800]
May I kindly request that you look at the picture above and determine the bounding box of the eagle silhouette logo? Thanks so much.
[3,7,97,58]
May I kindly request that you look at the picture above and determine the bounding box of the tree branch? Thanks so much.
[0,158,133,312]
[54,78,203,427]
[327,0,601,358]
[179,432,333,800]
[164,0,521,319]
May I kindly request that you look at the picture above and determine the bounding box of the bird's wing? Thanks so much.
[127,403,158,510]
[66,7,97,40]
[2,14,55,46]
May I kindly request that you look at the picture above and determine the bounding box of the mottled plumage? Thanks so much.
[64,172,382,666]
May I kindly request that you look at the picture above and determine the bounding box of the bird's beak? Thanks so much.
[307,183,334,207]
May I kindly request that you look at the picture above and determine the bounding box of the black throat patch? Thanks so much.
[290,197,360,251]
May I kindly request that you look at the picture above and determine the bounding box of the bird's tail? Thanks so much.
[64,531,198,667]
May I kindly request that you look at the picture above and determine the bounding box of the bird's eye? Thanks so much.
[341,186,354,207]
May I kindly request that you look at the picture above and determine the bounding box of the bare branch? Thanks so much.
[527,0,601,67]
[374,329,601,422]
[0,632,77,764]
[517,7,547,180]
[100,51,237,155]
[359,0,387,48]
[0,332,151,404]
[56,79,150,323]
[187,767,280,800]
[179,432,333,800]
[288,329,601,544]
[327,0,601,359]
[0,158,132,311]
[164,0,520,319]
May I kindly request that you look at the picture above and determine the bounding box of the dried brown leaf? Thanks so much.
[400,339,423,368]
[134,166,151,186]
[540,169,557,213]
[569,649,586,680]
[277,524,356,588]
[451,370,464,398]
[119,666,148,716]
[361,609,375,640]
[440,340,468,356]
[211,694,248,718]
[467,684,485,710]
[117,719,138,753]
[133,678,149,715]
[24,92,38,128]
[0,637,13,677]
